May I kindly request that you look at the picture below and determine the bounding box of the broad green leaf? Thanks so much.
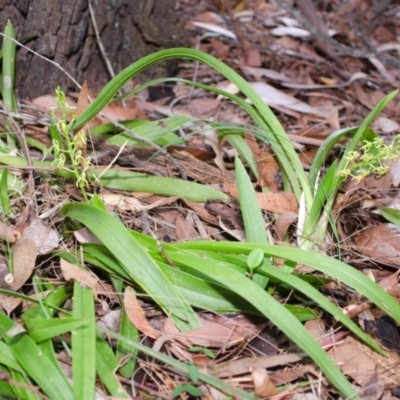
[95,169,229,202]
[96,333,129,398]
[0,312,73,400]
[0,341,24,373]
[112,277,139,379]
[176,241,400,324]
[62,203,200,331]
[225,134,258,178]
[164,245,358,398]
[67,48,312,206]
[2,20,17,112]
[106,116,191,147]
[235,157,269,287]
[24,318,87,343]
[380,207,400,228]
[72,282,96,400]
[247,248,264,270]
[117,308,139,379]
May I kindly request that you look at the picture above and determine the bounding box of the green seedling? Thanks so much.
[246,248,264,277]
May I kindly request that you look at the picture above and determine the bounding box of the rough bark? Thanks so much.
[0,0,189,99]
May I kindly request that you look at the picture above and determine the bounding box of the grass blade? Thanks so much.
[72,282,96,400]
[2,19,17,111]
[96,332,130,398]
[235,157,269,287]
[176,241,400,323]
[96,169,229,202]
[158,246,358,399]
[0,312,73,400]
[62,203,200,331]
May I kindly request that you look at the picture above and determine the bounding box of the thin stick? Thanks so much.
[0,33,81,90]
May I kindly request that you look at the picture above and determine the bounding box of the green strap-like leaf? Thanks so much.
[0,312,73,400]
[62,203,200,332]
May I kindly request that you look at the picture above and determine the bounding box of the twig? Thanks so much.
[0,33,81,90]
[88,0,116,80]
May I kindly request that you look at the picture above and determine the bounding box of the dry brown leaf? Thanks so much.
[305,318,348,350]
[21,218,60,254]
[245,47,261,67]
[252,368,277,397]
[256,192,298,213]
[73,227,101,244]
[274,212,298,241]
[270,365,316,386]
[304,319,326,341]
[187,98,221,116]
[124,286,160,339]
[31,94,75,120]
[256,146,280,191]
[208,353,304,378]
[97,310,121,333]
[248,82,328,117]
[11,238,38,291]
[354,223,400,267]
[244,131,260,156]
[162,314,261,349]
[377,269,400,290]
[0,294,22,315]
[191,11,225,24]
[328,336,385,400]
[100,193,179,212]
[223,178,297,213]
[203,128,225,173]
[60,259,99,292]
[95,102,144,125]
[182,200,219,226]
[175,214,199,241]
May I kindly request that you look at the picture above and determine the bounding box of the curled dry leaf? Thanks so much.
[252,368,277,398]
[248,82,328,117]
[274,212,298,241]
[208,353,304,378]
[12,238,38,291]
[60,259,100,294]
[0,295,22,315]
[124,286,160,339]
[354,223,400,267]
[162,313,262,349]
[328,336,385,400]
[100,193,179,212]
[97,310,121,333]
[21,218,60,254]
[255,146,280,191]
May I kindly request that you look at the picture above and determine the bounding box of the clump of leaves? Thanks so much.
[0,40,400,400]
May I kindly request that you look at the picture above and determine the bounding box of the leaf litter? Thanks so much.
[2,0,400,398]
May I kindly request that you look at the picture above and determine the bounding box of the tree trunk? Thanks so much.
[0,0,190,99]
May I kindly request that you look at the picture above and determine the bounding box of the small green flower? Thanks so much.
[50,86,92,201]
[339,135,400,182]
